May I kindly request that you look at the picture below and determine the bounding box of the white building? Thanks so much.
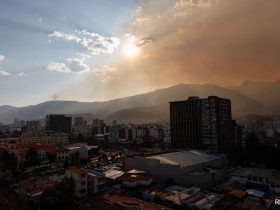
[87,169,106,193]
[20,132,69,145]
[63,144,88,162]
[125,150,226,188]
[65,168,87,198]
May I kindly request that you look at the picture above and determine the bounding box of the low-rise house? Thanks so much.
[231,168,280,193]
[16,143,68,164]
[87,169,106,193]
[212,190,269,210]
[119,173,153,188]
[101,195,172,210]
[65,168,87,198]
[14,178,55,206]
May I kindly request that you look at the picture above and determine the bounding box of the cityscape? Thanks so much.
[1,0,280,210]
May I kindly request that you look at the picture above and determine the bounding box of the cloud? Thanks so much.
[0,54,26,77]
[77,30,120,55]
[0,54,5,64]
[0,70,11,76]
[92,65,118,82]
[135,7,149,22]
[48,31,81,43]
[48,0,280,102]
[0,54,9,76]
[49,29,120,55]
[15,72,27,77]
[136,37,154,48]
[47,57,89,74]
[48,29,120,76]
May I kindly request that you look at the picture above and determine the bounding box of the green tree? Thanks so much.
[245,132,260,161]
[26,147,40,167]
[46,153,57,163]
[1,151,17,173]
[70,151,80,165]
[101,153,108,161]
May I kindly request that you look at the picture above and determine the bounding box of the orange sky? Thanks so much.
[54,0,280,102]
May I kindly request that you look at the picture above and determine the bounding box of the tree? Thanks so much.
[2,153,17,174]
[56,176,75,210]
[70,151,80,165]
[245,132,260,162]
[101,153,108,161]
[77,133,84,142]
[111,154,116,161]
[46,153,57,163]
[63,157,69,168]
[165,178,174,187]
[26,147,40,167]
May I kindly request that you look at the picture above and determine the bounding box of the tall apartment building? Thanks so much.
[45,114,72,133]
[74,117,88,134]
[109,120,119,144]
[201,96,233,154]
[25,121,42,133]
[92,119,105,135]
[170,96,234,154]
[170,96,202,149]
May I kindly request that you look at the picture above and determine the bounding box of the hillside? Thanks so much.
[0,83,270,124]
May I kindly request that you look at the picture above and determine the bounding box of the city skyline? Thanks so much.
[1,1,280,209]
[1,0,280,107]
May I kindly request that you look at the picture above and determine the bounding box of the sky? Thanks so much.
[1,0,280,106]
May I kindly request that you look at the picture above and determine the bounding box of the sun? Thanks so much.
[123,43,140,58]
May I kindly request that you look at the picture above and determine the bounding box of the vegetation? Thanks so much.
[26,147,40,167]
[229,132,280,169]
[55,176,76,210]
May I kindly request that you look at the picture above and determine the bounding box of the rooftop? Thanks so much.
[146,150,222,167]
[104,195,172,210]
[66,168,87,175]
[231,167,280,186]
[105,169,125,180]
[15,178,54,198]
[119,173,153,183]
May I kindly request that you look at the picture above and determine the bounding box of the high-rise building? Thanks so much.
[74,117,87,133]
[45,114,72,133]
[201,96,233,154]
[92,119,105,135]
[170,96,234,154]
[25,121,42,133]
[170,96,202,149]
[109,120,119,144]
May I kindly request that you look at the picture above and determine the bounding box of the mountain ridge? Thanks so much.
[0,82,276,124]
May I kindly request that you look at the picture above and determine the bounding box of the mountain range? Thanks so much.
[1,80,279,124]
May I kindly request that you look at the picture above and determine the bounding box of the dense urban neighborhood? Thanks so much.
[1,96,280,209]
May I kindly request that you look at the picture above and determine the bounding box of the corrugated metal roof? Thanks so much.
[147,150,221,167]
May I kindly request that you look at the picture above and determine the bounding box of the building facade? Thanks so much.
[45,114,72,133]
[170,96,234,154]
